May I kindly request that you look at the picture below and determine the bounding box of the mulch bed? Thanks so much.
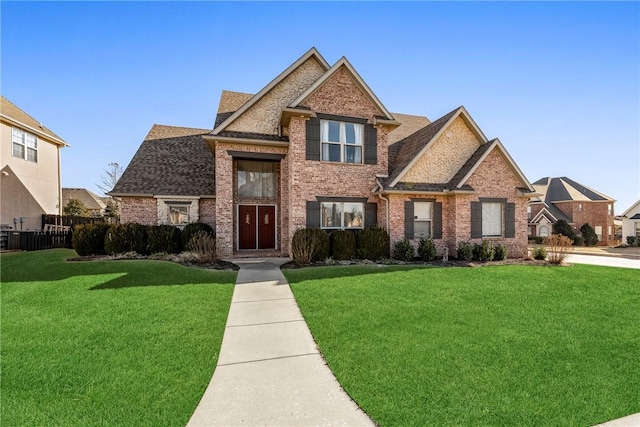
[281,258,554,269]
[67,254,239,271]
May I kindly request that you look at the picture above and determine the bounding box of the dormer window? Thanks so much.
[12,128,38,162]
[320,120,363,163]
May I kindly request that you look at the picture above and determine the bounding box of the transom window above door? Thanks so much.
[320,120,363,163]
[237,160,277,199]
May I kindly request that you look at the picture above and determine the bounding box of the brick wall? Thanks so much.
[556,201,613,245]
[199,198,216,227]
[120,197,156,225]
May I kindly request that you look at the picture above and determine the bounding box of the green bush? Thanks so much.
[181,223,214,249]
[148,225,182,254]
[72,223,110,256]
[532,246,547,260]
[330,230,356,260]
[356,227,390,261]
[580,223,598,247]
[552,219,575,240]
[418,238,437,262]
[392,238,414,261]
[104,223,149,255]
[473,241,495,262]
[528,236,544,244]
[457,241,473,261]
[494,243,508,261]
[573,235,584,246]
[291,228,329,264]
[627,236,638,247]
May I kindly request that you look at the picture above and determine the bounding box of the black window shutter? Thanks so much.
[306,201,320,227]
[470,202,482,238]
[364,123,377,165]
[433,202,443,239]
[505,202,516,238]
[404,201,414,239]
[306,117,320,161]
[365,202,377,228]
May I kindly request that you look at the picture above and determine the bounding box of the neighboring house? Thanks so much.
[62,188,108,217]
[529,177,615,245]
[112,48,535,258]
[1,96,68,231]
[620,199,640,242]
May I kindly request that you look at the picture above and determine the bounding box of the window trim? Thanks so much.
[481,201,504,237]
[413,201,433,239]
[320,119,364,164]
[12,127,38,163]
[167,202,191,226]
[320,201,365,230]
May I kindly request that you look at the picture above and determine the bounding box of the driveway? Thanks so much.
[565,253,640,269]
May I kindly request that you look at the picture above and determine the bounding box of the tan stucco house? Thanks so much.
[112,48,535,258]
[528,177,615,245]
[1,96,68,231]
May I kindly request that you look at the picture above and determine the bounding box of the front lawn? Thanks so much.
[1,249,236,426]
[285,264,640,426]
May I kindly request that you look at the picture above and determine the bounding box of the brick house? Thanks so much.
[111,48,535,258]
[528,177,615,245]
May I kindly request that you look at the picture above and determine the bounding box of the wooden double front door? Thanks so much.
[238,205,276,250]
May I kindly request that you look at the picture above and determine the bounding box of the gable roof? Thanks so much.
[62,188,107,211]
[530,203,572,224]
[387,106,486,187]
[621,199,640,217]
[111,124,215,197]
[532,177,614,204]
[289,56,394,120]
[212,47,330,135]
[1,96,67,146]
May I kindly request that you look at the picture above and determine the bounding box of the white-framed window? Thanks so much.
[168,203,190,225]
[414,202,432,239]
[237,160,277,199]
[595,225,603,241]
[608,225,612,239]
[321,202,363,229]
[635,222,640,237]
[482,202,503,237]
[578,203,583,211]
[320,120,363,163]
[527,205,532,219]
[539,225,550,237]
[608,204,613,215]
[12,127,38,162]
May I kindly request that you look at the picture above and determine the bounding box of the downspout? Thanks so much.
[57,145,62,216]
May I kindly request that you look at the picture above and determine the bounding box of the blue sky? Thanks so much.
[2,1,639,212]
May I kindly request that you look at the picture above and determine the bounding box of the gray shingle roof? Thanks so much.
[447,140,495,189]
[216,130,288,142]
[533,177,614,203]
[387,107,459,185]
[111,125,215,196]
[1,96,66,144]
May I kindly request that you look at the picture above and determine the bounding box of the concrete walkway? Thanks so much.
[187,258,374,427]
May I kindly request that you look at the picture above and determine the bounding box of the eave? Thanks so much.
[1,115,68,147]
[203,134,290,148]
[279,107,316,127]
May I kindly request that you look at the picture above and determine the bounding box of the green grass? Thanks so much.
[1,249,236,426]
[285,264,640,426]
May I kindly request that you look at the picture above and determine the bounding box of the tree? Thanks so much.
[97,162,123,195]
[552,219,575,239]
[580,223,599,247]
[63,199,89,217]
[97,162,123,222]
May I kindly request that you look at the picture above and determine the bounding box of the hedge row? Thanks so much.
[291,227,390,264]
[72,222,214,256]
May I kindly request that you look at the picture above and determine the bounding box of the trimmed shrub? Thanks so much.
[528,236,544,244]
[532,246,547,260]
[330,230,356,260]
[72,223,110,256]
[418,238,437,262]
[181,223,214,249]
[473,241,495,262]
[580,223,598,247]
[148,225,182,254]
[104,223,149,255]
[457,241,473,261]
[552,219,575,240]
[356,227,390,261]
[392,238,414,261]
[573,235,584,246]
[291,228,329,264]
[626,236,638,247]
[494,243,508,261]
[186,230,217,264]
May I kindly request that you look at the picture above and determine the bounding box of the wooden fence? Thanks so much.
[42,214,109,229]
[5,230,72,251]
